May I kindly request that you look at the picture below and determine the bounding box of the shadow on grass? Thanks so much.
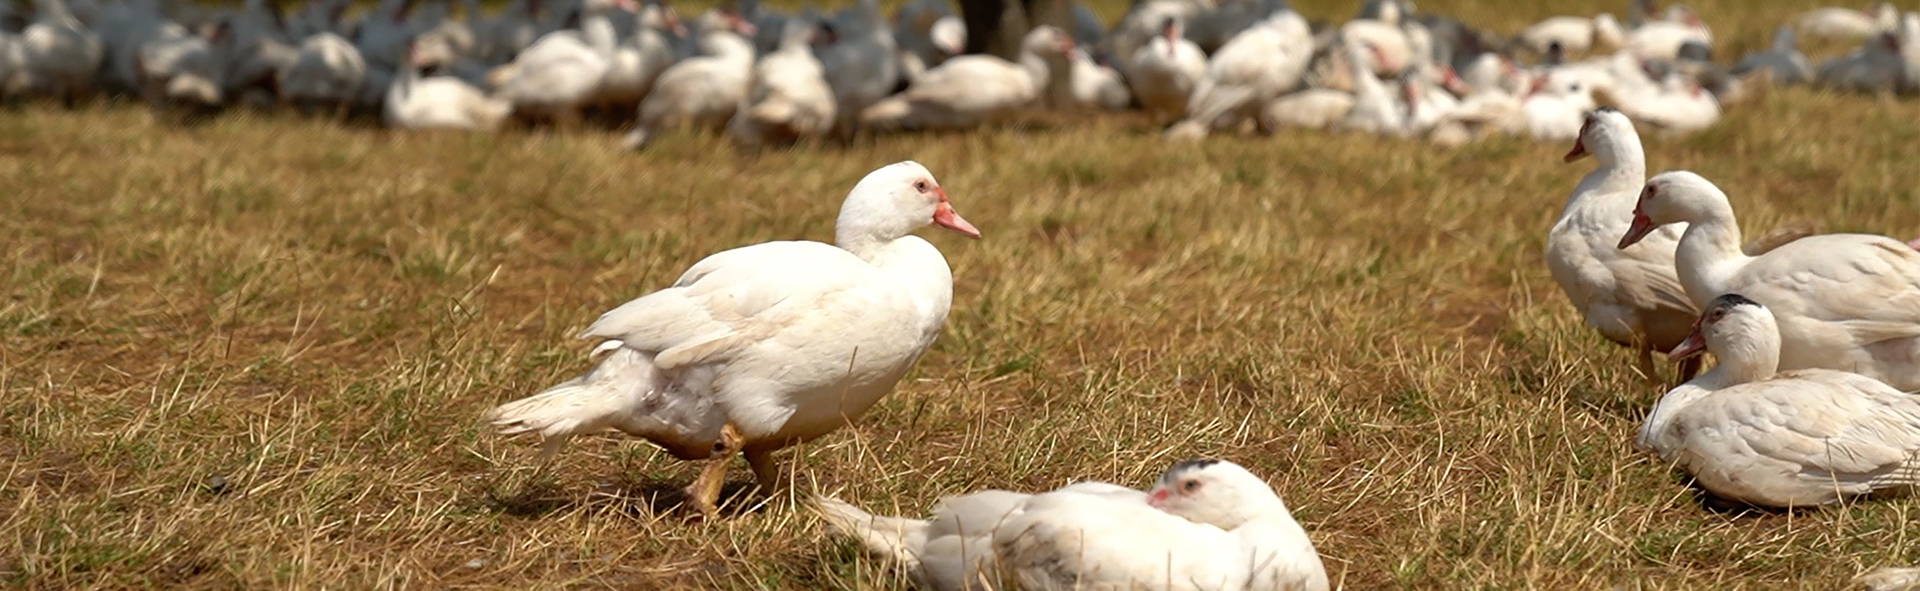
[1671,474,1794,517]
[481,475,775,520]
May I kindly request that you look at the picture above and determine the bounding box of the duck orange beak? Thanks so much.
[1619,211,1656,249]
[931,189,980,238]
[1563,137,1588,162]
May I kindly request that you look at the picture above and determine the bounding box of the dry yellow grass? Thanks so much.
[6,0,1920,589]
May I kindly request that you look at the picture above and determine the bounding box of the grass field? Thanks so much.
[7,0,1920,589]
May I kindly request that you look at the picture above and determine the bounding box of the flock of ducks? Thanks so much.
[1,0,1918,146]
[1553,108,1920,516]
[9,0,1919,587]
[475,122,1920,589]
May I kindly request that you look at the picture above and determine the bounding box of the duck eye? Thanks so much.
[1181,480,1200,492]
[913,180,930,192]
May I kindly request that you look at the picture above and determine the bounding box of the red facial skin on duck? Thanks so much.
[1617,184,1659,249]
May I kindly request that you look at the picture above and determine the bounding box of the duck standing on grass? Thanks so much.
[486,161,980,516]
[1547,108,1699,384]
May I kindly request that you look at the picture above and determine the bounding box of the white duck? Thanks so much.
[22,0,103,103]
[384,40,511,130]
[594,1,685,113]
[1337,43,1411,136]
[819,459,1328,591]
[278,32,365,113]
[486,161,980,516]
[1797,3,1899,40]
[1817,29,1901,91]
[1517,72,1596,141]
[1626,10,1712,62]
[1108,0,1202,69]
[859,25,1073,132]
[1518,14,1624,57]
[1067,47,1130,111]
[727,17,836,147]
[1165,9,1313,140]
[1125,17,1207,124]
[134,21,228,108]
[1340,10,1412,77]
[1401,69,1459,137]
[1640,294,1920,509]
[1262,88,1355,131]
[1734,26,1814,87]
[1547,109,1697,380]
[1620,171,1920,391]
[622,9,756,149]
[491,0,636,125]
[1605,72,1719,134]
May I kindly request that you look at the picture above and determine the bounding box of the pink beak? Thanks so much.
[1668,321,1707,360]
[931,189,980,238]
[1146,488,1169,508]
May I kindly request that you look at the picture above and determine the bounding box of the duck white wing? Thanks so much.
[494,33,605,104]
[1670,371,1920,506]
[1737,235,1920,331]
[1547,211,1694,348]
[993,492,1276,591]
[862,55,1034,130]
[823,485,1135,591]
[918,490,1037,591]
[581,240,880,369]
[903,56,1033,112]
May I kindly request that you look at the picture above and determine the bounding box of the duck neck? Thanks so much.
[1674,205,1746,308]
[1019,45,1052,91]
[1348,48,1382,96]
[1706,340,1781,388]
[393,58,420,98]
[584,12,617,55]
[1568,134,1646,216]
[778,26,808,54]
[1773,27,1796,52]
[836,226,904,261]
[706,32,753,64]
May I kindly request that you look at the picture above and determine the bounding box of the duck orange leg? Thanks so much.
[684,423,745,517]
